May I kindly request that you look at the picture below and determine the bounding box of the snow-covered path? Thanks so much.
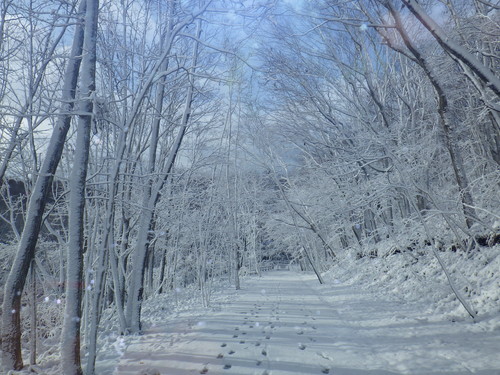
[114,271,500,375]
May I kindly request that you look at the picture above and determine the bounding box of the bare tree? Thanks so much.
[61,0,98,373]
[125,16,203,334]
[399,0,500,96]
[1,1,85,370]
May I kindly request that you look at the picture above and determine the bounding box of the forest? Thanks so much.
[0,0,499,374]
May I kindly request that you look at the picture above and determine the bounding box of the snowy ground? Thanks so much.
[113,271,500,375]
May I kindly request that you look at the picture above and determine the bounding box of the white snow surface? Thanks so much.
[111,271,500,375]
[2,244,499,375]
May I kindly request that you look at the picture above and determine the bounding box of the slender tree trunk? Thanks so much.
[61,0,98,373]
[272,173,324,284]
[388,4,478,229]
[125,21,201,331]
[0,2,85,369]
[29,260,36,366]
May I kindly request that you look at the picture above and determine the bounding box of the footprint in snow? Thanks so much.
[256,360,262,366]
[217,353,224,359]
[265,335,271,340]
[221,343,227,347]
[317,352,333,361]
[228,350,235,355]
[321,368,330,374]
[298,344,306,350]
[262,371,270,375]
[261,349,267,356]
[233,334,238,338]
[200,367,208,374]
[223,364,232,370]
[239,340,245,344]
[255,342,261,346]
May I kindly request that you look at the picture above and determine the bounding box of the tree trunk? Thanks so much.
[0,1,85,369]
[125,19,202,333]
[388,4,478,229]
[29,260,36,366]
[61,0,98,373]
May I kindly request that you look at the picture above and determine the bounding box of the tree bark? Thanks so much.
[0,1,85,370]
[61,0,98,373]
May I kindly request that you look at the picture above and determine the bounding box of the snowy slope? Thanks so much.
[113,271,500,375]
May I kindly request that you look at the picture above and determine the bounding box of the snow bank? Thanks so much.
[324,241,500,329]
